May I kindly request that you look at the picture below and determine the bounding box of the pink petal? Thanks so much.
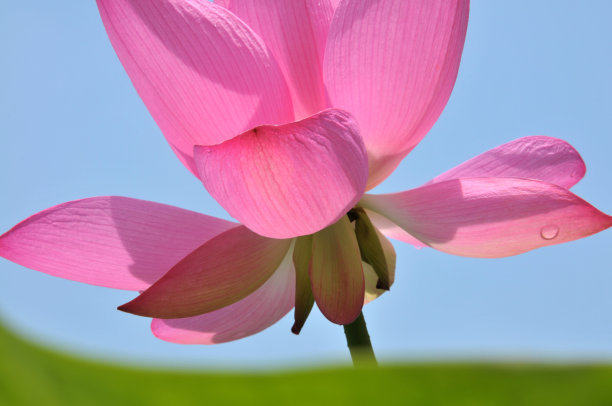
[310,217,364,325]
[118,226,291,318]
[428,136,586,189]
[324,0,469,189]
[361,178,612,258]
[0,197,235,290]
[366,136,587,247]
[96,0,294,177]
[151,244,295,344]
[194,109,368,239]
[365,208,427,249]
[227,0,333,119]
[363,229,396,305]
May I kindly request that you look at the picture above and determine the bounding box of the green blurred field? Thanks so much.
[2,322,612,406]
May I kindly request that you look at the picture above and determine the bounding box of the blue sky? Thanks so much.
[1,1,611,369]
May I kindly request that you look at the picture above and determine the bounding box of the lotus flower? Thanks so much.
[1,0,611,345]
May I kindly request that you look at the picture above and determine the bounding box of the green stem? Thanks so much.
[343,312,378,367]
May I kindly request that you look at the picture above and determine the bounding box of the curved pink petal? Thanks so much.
[366,136,587,247]
[428,136,586,189]
[119,226,291,318]
[96,0,294,177]
[324,0,469,189]
[310,217,364,325]
[227,0,333,119]
[361,178,612,258]
[0,197,235,290]
[151,244,295,344]
[365,209,427,249]
[194,109,368,239]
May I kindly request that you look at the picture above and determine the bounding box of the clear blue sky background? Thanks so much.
[1,1,611,369]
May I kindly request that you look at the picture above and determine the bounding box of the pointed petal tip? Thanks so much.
[292,235,315,335]
[290,324,302,335]
[120,227,291,319]
[363,178,612,258]
[117,302,135,315]
[117,296,166,319]
[116,298,173,319]
[0,197,236,291]
[149,249,296,345]
[0,232,7,255]
[375,280,390,291]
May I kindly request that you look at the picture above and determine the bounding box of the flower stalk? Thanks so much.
[343,312,377,367]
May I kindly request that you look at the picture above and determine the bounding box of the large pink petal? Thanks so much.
[324,0,469,189]
[428,136,586,189]
[118,226,291,318]
[361,178,612,258]
[96,0,294,177]
[151,244,295,344]
[194,109,368,239]
[227,0,333,119]
[310,217,364,325]
[0,197,236,290]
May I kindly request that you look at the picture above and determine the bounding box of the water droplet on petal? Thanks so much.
[540,225,559,240]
